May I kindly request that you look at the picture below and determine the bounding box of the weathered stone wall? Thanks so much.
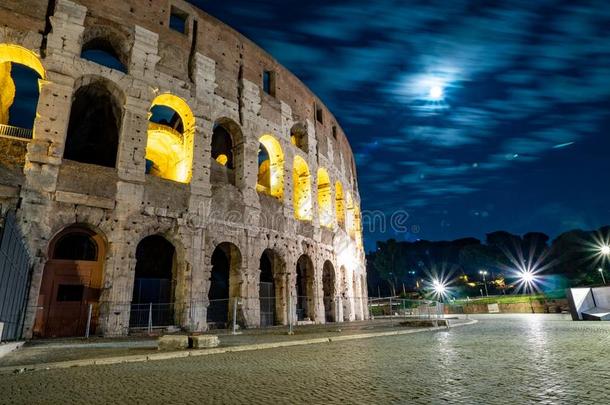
[0,0,367,337]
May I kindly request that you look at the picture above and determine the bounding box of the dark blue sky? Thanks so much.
[201,1,610,250]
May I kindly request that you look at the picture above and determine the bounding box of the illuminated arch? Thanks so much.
[0,44,46,79]
[335,181,345,229]
[354,204,363,247]
[257,134,284,199]
[145,93,195,183]
[293,156,312,221]
[346,191,355,238]
[317,168,332,227]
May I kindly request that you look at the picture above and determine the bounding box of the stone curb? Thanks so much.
[0,320,477,375]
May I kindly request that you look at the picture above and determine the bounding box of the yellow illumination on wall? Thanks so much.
[258,134,284,199]
[293,155,312,221]
[146,93,195,183]
[216,154,228,166]
[0,44,46,127]
[346,191,355,238]
[317,168,333,227]
[354,204,363,248]
[0,44,46,80]
[335,181,345,228]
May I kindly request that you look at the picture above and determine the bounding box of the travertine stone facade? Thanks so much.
[0,0,367,337]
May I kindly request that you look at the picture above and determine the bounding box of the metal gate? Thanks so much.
[0,211,31,341]
[259,282,275,327]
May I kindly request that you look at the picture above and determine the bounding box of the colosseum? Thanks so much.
[0,0,367,339]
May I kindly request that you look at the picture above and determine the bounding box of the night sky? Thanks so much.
[191,0,610,251]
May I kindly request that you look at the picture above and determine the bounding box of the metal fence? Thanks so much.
[0,123,33,141]
[0,211,32,341]
[368,297,445,320]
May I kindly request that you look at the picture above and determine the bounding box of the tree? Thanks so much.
[371,239,407,296]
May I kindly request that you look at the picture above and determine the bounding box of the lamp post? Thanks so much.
[479,270,489,297]
[598,268,607,285]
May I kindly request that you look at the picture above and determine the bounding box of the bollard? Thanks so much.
[389,297,393,326]
[232,297,239,335]
[85,303,93,338]
[148,302,153,334]
[288,294,294,335]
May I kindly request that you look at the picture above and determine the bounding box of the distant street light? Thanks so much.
[518,271,537,313]
[598,268,607,285]
[479,270,489,297]
[601,245,610,256]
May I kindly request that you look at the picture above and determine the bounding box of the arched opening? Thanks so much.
[0,44,45,168]
[322,261,336,322]
[64,80,122,167]
[81,38,127,73]
[34,226,105,338]
[335,181,345,229]
[145,93,195,183]
[346,191,355,239]
[259,249,286,326]
[296,254,315,321]
[210,118,242,185]
[129,235,176,328]
[317,168,332,227]
[290,123,308,153]
[208,242,242,327]
[293,156,312,221]
[257,134,284,199]
[354,204,363,247]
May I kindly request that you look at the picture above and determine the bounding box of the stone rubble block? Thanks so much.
[157,335,189,351]
[189,335,220,349]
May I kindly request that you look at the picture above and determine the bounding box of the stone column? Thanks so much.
[116,95,150,183]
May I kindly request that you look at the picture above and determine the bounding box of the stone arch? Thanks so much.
[317,168,332,227]
[210,117,243,185]
[33,225,106,338]
[208,242,242,327]
[146,93,195,183]
[259,248,286,326]
[335,181,345,229]
[257,134,284,199]
[129,234,177,328]
[290,122,308,153]
[322,260,336,322]
[346,191,355,239]
[295,254,315,321]
[293,155,312,221]
[0,43,46,167]
[64,76,124,168]
[80,25,131,72]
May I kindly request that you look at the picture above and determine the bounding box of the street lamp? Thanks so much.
[598,268,607,285]
[600,245,610,256]
[519,270,537,313]
[479,270,489,297]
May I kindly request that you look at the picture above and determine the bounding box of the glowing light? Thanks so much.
[433,279,446,294]
[429,85,443,100]
[335,181,345,228]
[317,168,333,228]
[215,154,228,166]
[146,93,195,183]
[293,155,312,221]
[258,134,284,199]
[601,245,610,255]
[520,271,534,284]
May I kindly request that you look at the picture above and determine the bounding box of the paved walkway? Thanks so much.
[0,318,455,369]
[3,314,609,404]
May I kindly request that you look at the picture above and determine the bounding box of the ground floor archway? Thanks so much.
[259,249,286,326]
[296,254,315,321]
[33,226,105,338]
[207,242,241,327]
[129,235,176,328]
[322,261,336,322]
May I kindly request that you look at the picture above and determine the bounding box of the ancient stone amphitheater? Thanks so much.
[0,0,366,339]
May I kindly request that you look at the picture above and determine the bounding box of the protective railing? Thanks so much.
[0,123,33,141]
[31,296,445,339]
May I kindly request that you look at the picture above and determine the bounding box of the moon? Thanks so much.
[429,85,443,100]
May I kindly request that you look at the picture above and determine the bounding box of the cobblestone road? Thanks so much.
[2,315,609,404]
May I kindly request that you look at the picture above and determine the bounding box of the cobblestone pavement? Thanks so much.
[2,315,609,404]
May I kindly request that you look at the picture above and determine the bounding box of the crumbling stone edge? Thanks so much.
[0,320,477,375]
